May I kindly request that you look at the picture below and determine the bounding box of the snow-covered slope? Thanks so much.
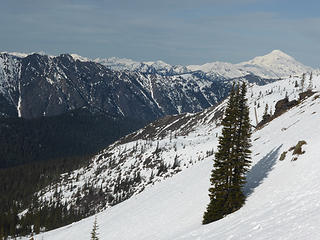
[24,73,320,239]
[188,50,313,79]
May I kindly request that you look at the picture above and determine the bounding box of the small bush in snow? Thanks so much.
[279,151,287,161]
[293,140,307,155]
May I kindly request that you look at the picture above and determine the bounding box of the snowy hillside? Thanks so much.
[31,101,226,215]
[247,72,315,123]
[23,73,320,239]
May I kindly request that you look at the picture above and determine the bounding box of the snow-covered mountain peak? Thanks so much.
[94,57,143,71]
[239,49,308,73]
[187,61,243,78]
[241,50,294,67]
[143,60,171,68]
[70,53,91,62]
[241,52,312,78]
[263,49,293,59]
[0,51,51,59]
[1,51,56,60]
[187,50,313,79]
[143,60,187,74]
[0,51,29,58]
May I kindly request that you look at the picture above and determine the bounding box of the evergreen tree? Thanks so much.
[90,216,99,240]
[231,83,252,208]
[264,103,268,116]
[203,82,252,224]
[300,73,306,92]
[307,72,313,90]
[262,103,269,121]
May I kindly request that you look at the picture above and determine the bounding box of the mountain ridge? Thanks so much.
[0,52,228,120]
[94,50,314,79]
[2,50,314,79]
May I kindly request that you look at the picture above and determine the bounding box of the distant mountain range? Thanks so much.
[0,52,228,120]
[93,49,313,78]
[1,50,312,120]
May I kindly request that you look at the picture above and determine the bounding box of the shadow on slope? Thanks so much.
[244,145,282,197]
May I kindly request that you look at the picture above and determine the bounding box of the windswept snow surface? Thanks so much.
[25,75,320,240]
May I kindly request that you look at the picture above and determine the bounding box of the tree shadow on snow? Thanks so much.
[243,145,282,197]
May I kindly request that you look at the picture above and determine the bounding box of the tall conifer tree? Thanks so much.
[230,82,252,209]
[203,82,252,224]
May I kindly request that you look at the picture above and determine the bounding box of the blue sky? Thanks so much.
[1,0,319,67]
